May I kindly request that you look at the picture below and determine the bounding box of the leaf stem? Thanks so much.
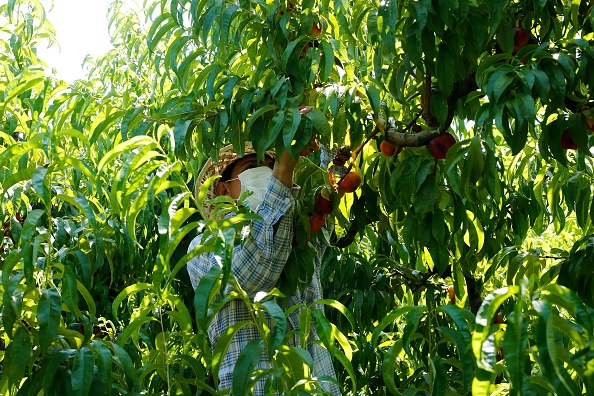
[159,308,171,396]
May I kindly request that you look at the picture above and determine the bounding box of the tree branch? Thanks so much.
[334,217,367,248]
[444,74,479,130]
[465,274,483,315]
[384,127,440,147]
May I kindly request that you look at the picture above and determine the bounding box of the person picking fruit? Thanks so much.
[187,141,341,395]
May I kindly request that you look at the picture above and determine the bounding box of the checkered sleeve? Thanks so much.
[231,176,294,297]
[186,233,213,290]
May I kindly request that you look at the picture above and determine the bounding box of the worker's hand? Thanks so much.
[273,105,313,188]
[273,149,298,188]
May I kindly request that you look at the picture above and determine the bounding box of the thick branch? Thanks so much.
[423,73,438,126]
[384,127,440,147]
[444,75,479,130]
[334,217,373,248]
[465,274,483,315]
[333,218,361,248]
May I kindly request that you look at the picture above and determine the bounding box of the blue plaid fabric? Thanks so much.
[188,176,341,395]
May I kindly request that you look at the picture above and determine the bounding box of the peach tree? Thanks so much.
[2,0,594,394]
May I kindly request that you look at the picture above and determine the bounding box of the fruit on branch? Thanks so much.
[332,146,351,167]
[339,171,362,193]
[309,212,326,233]
[427,132,456,159]
[380,140,397,156]
[300,43,312,58]
[310,21,322,35]
[68,322,86,334]
[309,137,320,152]
[315,192,333,214]
[412,124,422,132]
[495,312,504,324]
[580,105,594,132]
[513,27,530,55]
[448,285,456,304]
[586,117,594,132]
[278,1,295,16]
[298,22,323,58]
[560,129,578,150]
[300,136,321,156]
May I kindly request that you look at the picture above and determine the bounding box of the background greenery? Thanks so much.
[2,0,594,394]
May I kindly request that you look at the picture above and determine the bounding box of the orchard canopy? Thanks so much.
[3,0,594,394]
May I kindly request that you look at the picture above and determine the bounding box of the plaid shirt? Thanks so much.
[188,176,341,395]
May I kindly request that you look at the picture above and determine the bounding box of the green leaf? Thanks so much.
[3,76,44,108]
[42,349,76,392]
[305,108,331,136]
[490,71,514,102]
[116,317,157,347]
[194,265,223,332]
[312,308,335,354]
[319,40,334,82]
[487,0,506,36]
[148,17,177,52]
[54,128,91,147]
[436,43,455,96]
[112,283,153,322]
[532,68,550,104]
[91,341,113,395]
[366,84,381,117]
[38,288,62,353]
[402,306,424,357]
[431,355,448,396]
[256,109,285,153]
[468,136,484,185]
[332,347,356,392]
[314,299,356,330]
[232,339,263,396]
[275,345,312,388]
[415,174,437,217]
[97,136,157,173]
[90,110,126,144]
[261,300,287,358]
[72,347,94,396]
[56,194,98,230]
[31,165,50,206]
[371,306,420,347]
[220,5,240,49]
[283,107,301,150]
[173,119,192,158]
[382,340,403,395]
[211,320,252,386]
[2,165,36,192]
[61,264,81,319]
[473,286,519,370]
[439,305,473,345]
[62,155,97,186]
[5,327,32,385]
[501,280,528,392]
[246,104,277,135]
[110,342,140,392]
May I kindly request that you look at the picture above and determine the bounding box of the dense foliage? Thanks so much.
[2,0,594,394]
